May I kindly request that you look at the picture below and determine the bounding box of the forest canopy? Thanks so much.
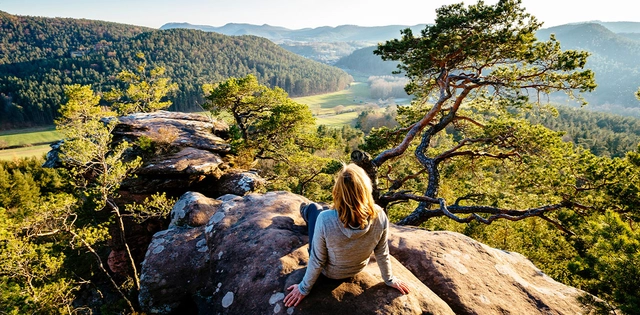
[0,12,352,129]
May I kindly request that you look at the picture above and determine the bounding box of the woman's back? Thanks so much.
[314,207,388,280]
[284,163,410,307]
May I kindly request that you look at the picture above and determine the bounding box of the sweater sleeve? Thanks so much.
[298,215,328,295]
[373,214,397,286]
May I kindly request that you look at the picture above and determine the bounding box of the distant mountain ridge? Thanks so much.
[160,22,427,43]
[587,21,640,33]
[334,21,640,114]
[535,22,640,112]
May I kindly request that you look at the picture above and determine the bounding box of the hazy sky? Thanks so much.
[1,0,638,29]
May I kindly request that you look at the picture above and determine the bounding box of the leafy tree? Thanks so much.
[203,74,315,159]
[104,52,178,115]
[0,157,81,314]
[359,0,596,227]
[203,75,345,198]
[567,210,640,314]
[56,84,142,311]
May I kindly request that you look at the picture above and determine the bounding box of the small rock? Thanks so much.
[269,292,285,305]
[222,292,234,308]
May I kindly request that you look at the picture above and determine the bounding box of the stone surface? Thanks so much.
[112,111,230,152]
[169,191,222,228]
[139,191,593,315]
[212,170,266,196]
[139,191,454,315]
[135,147,225,176]
[44,110,265,199]
[388,226,590,315]
[138,225,210,314]
[107,217,164,279]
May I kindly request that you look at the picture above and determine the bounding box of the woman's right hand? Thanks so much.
[283,284,306,307]
[390,279,411,294]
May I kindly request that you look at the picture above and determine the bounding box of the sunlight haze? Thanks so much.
[1,0,638,29]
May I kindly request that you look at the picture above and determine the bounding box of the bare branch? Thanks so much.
[539,214,575,236]
[372,68,451,167]
[393,193,579,235]
[453,115,485,128]
[440,199,572,228]
[381,191,439,204]
[388,168,428,191]
[32,229,61,237]
[389,123,418,136]
[440,150,520,161]
[68,228,135,312]
[106,199,140,292]
[454,193,486,205]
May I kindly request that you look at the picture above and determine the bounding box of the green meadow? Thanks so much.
[293,81,379,128]
[0,126,61,147]
[0,126,60,160]
[294,82,371,113]
[315,111,360,127]
[0,144,52,160]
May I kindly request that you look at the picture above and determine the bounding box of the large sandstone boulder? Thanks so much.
[112,111,265,197]
[388,226,590,315]
[44,111,265,199]
[140,191,593,314]
[140,191,454,315]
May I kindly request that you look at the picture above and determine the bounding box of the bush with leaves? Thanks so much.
[203,74,353,199]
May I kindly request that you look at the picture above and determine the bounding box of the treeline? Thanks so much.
[367,76,409,99]
[525,105,640,158]
[0,12,352,129]
[334,46,400,76]
[353,103,640,158]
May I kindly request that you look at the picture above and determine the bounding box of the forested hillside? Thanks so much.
[536,23,640,113]
[525,106,640,157]
[0,11,152,64]
[0,12,352,129]
[334,46,399,76]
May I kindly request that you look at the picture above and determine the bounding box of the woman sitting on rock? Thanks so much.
[284,163,411,307]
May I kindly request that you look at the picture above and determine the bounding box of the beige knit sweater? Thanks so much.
[298,207,397,295]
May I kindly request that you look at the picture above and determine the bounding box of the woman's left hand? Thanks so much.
[283,284,306,307]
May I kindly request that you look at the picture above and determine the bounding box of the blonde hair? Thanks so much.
[332,163,378,229]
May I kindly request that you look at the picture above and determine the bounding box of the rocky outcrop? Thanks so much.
[44,111,265,199]
[388,227,588,315]
[113,111,264,197]
[139,191,591,315]
[44,111,266,280]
